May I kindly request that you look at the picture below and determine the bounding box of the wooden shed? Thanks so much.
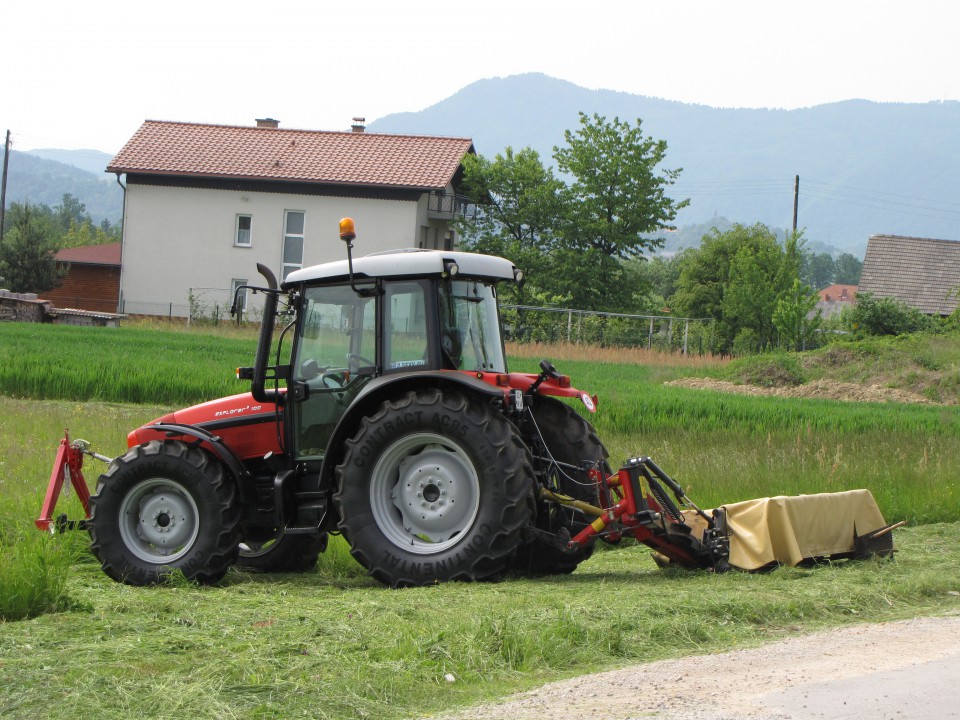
[46,243,122,313]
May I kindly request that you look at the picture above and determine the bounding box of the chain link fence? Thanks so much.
[500,305,715,355]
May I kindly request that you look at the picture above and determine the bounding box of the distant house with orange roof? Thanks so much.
[814,284,857,319]
[107,118,476,316]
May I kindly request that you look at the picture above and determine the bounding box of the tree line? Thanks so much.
[0,194,120,294]
[456,112,866,354]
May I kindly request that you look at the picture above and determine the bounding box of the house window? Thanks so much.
[235,215,252,247]
[231,278,248,312]
[282,211,305,280]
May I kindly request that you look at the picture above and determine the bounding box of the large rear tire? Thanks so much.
[512,396,610,575]
[334,389,534,587]
[88,440,241,585]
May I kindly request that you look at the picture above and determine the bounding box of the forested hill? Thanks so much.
[4,150,123,225]
[369,73,960,256]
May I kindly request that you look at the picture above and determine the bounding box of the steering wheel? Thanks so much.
[319,371,345,389]
[347,353,375,372]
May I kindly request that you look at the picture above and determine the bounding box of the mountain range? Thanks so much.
[369,73,960,256]
[7,74,958,256]
[3,149,121,225]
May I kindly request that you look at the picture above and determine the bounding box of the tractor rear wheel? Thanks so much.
[334,389,534,587]
[88,440,241,585]
[237,529,328,573]
[512,396,610,575]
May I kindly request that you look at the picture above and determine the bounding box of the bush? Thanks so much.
[847,292,935,336]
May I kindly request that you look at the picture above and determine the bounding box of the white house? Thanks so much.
[107,118,476,317]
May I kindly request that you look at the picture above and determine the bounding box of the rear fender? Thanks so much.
[494,371,598,413]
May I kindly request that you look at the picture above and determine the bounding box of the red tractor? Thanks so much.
[38,219,897,587]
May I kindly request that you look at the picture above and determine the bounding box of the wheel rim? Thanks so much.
[118,478,201,563]
[369,432,480,554]
[239,529,283,558]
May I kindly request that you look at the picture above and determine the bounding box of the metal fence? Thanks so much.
[120,287,257,323]
[119,289,714,354]
[500,305,715,355]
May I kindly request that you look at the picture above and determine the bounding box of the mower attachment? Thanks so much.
[553,456,896,572]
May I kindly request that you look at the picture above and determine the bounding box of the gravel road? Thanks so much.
[436,614,960,720]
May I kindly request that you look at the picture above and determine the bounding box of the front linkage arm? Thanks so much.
[36,430,113,533]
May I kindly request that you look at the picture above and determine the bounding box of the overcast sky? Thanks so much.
[3,0,956,155]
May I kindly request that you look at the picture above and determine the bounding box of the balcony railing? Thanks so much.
[426,192,476,220]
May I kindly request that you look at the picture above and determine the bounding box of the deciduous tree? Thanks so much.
[774,278,822,350]
[672,223,787,352]
[457,147,565,306]
[834,252,863,285]
[554,112,688,261]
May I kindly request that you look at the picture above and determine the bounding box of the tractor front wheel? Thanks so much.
[335,389,534,587]
[88,440,241,585]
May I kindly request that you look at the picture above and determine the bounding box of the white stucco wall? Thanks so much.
[119,184,423,317]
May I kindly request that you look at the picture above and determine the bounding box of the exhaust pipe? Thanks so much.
[251,262,280,404]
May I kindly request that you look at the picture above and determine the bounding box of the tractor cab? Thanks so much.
[284,255,513,461]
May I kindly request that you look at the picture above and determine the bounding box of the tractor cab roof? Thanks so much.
[283,248,520,288]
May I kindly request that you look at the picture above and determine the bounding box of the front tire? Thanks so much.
[335,389,534,587]
[88,440,241,585]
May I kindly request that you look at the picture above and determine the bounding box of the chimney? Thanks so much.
[351,117,366,133]
[256,118,280,129]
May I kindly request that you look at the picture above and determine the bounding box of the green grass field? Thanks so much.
[1,322,959,719]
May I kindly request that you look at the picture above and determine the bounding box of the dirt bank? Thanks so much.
[665,377,934,404]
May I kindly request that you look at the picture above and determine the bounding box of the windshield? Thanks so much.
[437,279,506,373]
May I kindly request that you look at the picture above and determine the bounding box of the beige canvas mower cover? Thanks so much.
[721,489,889,570]
[676,489,892,570]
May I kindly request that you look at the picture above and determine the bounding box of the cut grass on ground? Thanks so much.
[1,525,958,720]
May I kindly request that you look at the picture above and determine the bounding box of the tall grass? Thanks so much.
[1,325,959,717]
[0,323,256,406]
[505,340,728,369]
[0,398,171,620]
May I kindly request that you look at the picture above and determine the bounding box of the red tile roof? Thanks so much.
[56,242,121,266]
[107,121,474,191]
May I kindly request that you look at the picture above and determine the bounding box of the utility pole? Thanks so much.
[0,130,10,240]
[792,174,799,234]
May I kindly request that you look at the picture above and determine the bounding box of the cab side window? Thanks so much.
[384,281,427,370]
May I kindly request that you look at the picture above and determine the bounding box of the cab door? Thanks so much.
[290,284,377,460]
